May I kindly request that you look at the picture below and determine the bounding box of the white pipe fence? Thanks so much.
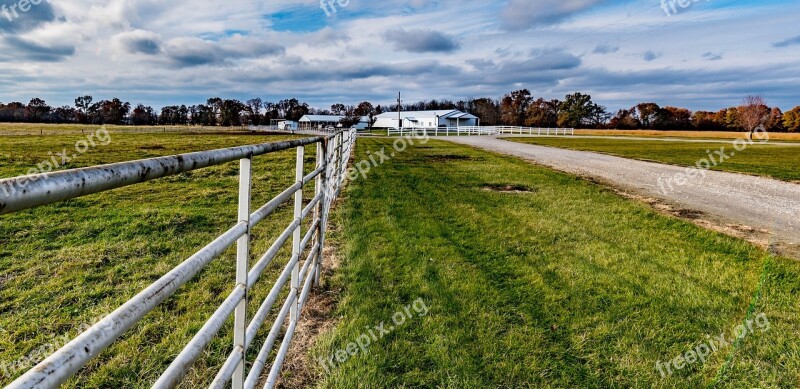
[1,129,357,389]
[387,126,575,137]
[248,125,346,135]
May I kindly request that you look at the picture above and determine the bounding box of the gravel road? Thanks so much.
[446,136,800,255]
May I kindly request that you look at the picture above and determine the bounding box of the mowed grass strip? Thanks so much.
[0,133,323,388]
[312,138,800,388]
[574,130,800,141]
[506,137,800,182]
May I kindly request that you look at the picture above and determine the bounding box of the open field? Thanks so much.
[506,137,800,182]
[0,133,319,387]
[0,123,248,136]
[313,138,800,387]
[575,129,800,141]
[2,134,800,388]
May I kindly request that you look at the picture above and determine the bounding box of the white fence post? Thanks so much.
[291,146,304,324]
[314,141,325,287]
[232,157,251,389]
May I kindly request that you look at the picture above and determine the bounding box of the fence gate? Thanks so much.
[0,129,357,389]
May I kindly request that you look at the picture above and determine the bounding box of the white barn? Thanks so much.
[299,115,370,130]
[373,110,479,129]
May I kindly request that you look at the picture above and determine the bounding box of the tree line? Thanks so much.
[1,92,798,132]
[390,90,799,132]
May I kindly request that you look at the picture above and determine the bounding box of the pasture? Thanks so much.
[0,132,318,387]
[0,123,248,136]
[312,138,800,387]
[1,133,799,387]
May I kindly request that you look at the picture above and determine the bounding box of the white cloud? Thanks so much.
[0,0,797,112]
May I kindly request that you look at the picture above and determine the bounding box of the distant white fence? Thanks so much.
[2,129,357,389]
[387,126,575,137]
[249,125,346,136]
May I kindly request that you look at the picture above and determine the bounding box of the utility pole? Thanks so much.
[397,92,402,132]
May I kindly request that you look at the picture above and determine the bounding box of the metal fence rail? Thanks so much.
[1,128,357,389]
[247,125,345,136]
[386,126,575,137]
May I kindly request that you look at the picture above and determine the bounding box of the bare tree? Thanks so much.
[739,95,770,139]
[339,105,363,128]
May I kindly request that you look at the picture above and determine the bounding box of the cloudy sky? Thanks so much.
[0,0,799,111]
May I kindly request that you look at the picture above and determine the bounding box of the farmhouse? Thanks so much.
[299,115,369,130]
[373,109,479,129]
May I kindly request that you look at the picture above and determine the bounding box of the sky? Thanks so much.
[0,0,799,112]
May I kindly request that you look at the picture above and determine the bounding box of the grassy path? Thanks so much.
[314,138,800,388]
[506,137,800,182]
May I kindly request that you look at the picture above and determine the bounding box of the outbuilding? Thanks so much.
[373,110,479,129]
[299,115,369,130]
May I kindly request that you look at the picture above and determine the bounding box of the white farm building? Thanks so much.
[299,115,370,130]
[373,110,479,129]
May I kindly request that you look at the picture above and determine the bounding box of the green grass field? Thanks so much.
[506,137,800,182]
[0,123,249,136]
[2,134,799,388]
[312,138,800,388]
[0,132,318,388]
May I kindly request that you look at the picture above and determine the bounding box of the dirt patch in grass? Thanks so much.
[482,184,536,193]
[138,145,166,150]
[674,209,704,220]
[427,154,476,162]
[609,189,791,255]
[569,174,800,259]
[277,226,344,388]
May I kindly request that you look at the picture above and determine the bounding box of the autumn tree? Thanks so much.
[691,111,724,131]
[525,98,560,127]
[634,103,661,128]
[738,95,771,138]
[131,104,157,125]
[659,106,692,130]
[500,89,532,126]
[558,93,597,128]
[765,107,784,132]
[784,106,800,132]
[472,98,500,126]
